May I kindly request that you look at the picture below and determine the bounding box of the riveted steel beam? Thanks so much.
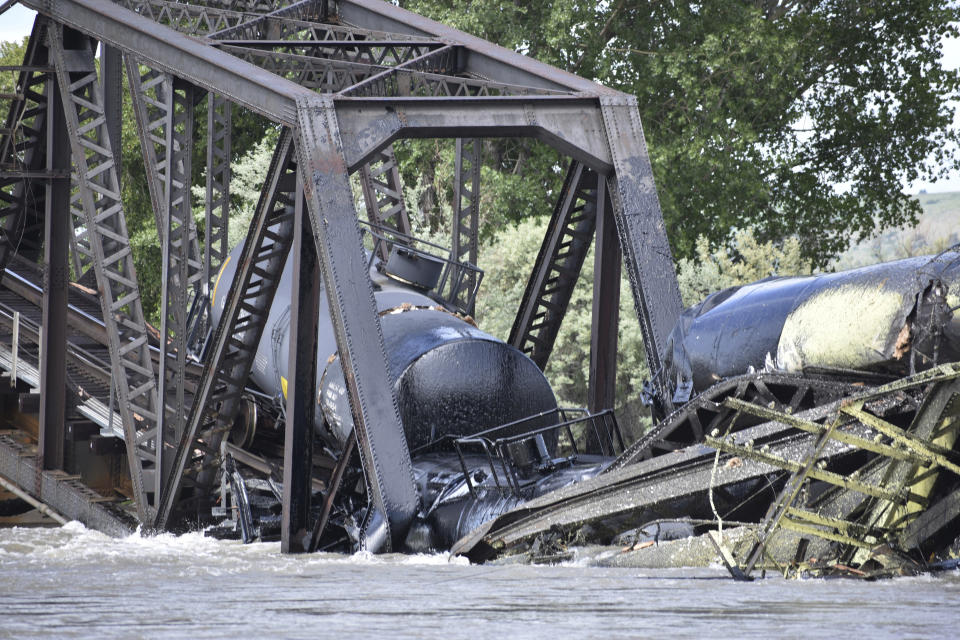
[294,94,419,552]
[334,97,613,173]
[599,96,682,397]
[204,93,231,291]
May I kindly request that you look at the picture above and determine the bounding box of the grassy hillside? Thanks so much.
[833,191,960,269]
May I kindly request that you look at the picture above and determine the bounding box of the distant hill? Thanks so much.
[833,191,960,269]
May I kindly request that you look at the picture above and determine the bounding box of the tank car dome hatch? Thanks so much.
[381,245,445,291]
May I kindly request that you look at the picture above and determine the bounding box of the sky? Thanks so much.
[0,4,32,44]
[2,4,960,194]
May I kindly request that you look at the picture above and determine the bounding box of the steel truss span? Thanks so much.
[0,0,681,552]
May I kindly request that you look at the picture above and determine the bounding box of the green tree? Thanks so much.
[477,221,811,439]
[0,38,27,96]
[400,0,960,266]
[121,81,270,323]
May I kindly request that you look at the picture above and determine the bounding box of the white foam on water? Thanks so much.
[0,522,467,577]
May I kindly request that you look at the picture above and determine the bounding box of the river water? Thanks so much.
[1,522,958,639]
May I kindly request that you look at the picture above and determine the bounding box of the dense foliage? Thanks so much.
[401,0,960,264]
[476,221,811,437]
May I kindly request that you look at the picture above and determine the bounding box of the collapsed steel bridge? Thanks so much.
[0,0,683,551]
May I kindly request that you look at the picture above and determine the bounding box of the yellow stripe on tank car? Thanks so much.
[211,254,232,309]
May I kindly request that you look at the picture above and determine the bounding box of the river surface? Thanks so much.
[1,522,958,639]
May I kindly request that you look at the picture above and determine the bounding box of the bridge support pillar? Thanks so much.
[39,72,69,471]
[281,180,320,554]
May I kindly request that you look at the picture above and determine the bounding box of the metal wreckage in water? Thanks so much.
[1,0,959,582]
[200,239,960,581]
[452,252,960,579]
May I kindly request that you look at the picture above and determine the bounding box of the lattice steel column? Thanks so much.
[156,130,299,530]
[101,44,122,183]
[49,23,159,521]
[124,58,204,282]
[204,93,231,290]
[0,18,50,273]
[509,161,599,369]
[155,78,198,491]
[359,144,409,260]
[68,176,95,282]
[452,138,480,314]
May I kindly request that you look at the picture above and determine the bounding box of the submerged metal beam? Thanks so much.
[294,94,419,551]
[0,434,136,536]
[281,179,320,554]
[38,70,69,471]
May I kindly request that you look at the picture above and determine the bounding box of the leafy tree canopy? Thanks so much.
[401,0,960,264]
[477,220,812,439]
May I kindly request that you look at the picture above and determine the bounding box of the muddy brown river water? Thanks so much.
[1,522,958,638]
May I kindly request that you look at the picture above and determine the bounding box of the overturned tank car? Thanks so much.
[454,251,960,579]
[663,253,960,406]
[206,229,624,552]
